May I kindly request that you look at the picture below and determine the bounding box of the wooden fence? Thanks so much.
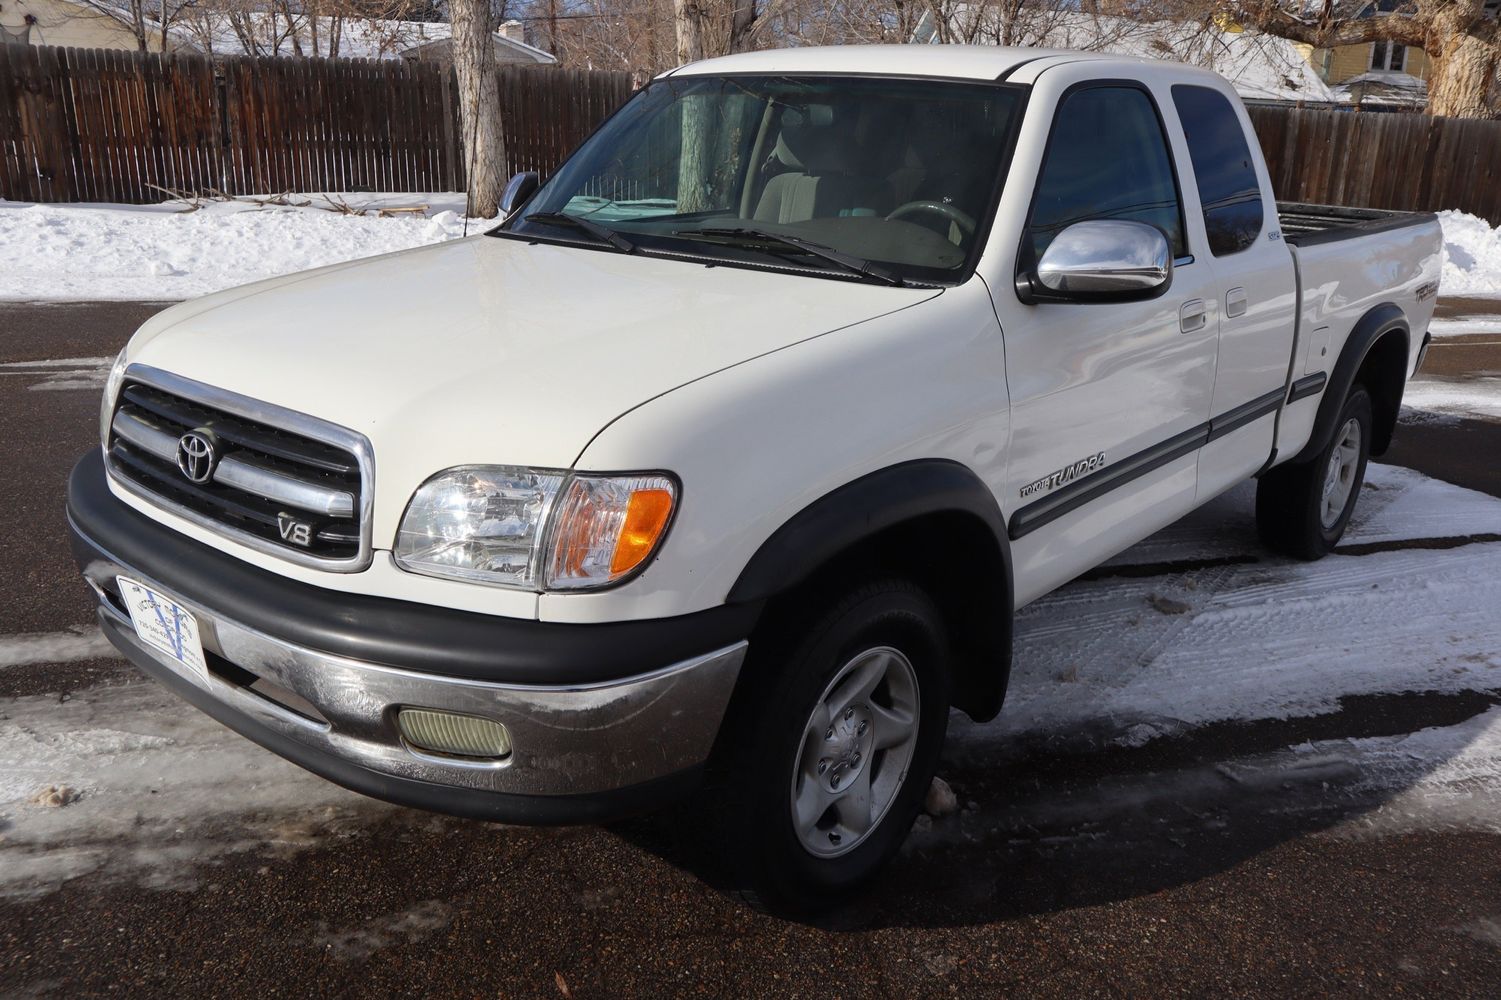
[0,44,632,203]
[1247,106,1501,224]
[4,44,1501,224]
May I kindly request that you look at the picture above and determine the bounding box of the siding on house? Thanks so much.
[0,0,171,51]
[1296,40,1430,85]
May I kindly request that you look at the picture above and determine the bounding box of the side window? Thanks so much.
[1025,86,1186,263]
[1171,85,1265,257]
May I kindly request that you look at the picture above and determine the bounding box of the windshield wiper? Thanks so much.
[524,212,636,253]
[671,226,905,287]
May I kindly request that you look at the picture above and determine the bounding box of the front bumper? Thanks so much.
[68,451,752,824]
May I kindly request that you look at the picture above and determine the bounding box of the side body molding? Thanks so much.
[729,459,1015,721]
[1294,302,1409,465]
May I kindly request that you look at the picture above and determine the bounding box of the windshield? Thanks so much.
[500,75,1025,286]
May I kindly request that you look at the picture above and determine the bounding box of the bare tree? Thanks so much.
[675,0,708,60]
[70,0,195,51]
[1224,0,1498,118]
[451,0,508,216]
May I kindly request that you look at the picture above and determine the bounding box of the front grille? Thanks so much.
[106,374,370,567]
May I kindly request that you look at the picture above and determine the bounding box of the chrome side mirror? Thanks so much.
[1019,220,1173,304]
[500,171,540,217]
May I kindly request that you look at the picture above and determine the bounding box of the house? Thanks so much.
[1287,0,1431,109]
[401,20,557,67]
[172,12,556,64]
[175,14,556,65]
[1,1,556,66]
[0,0,171,51]
[911,10,1338,106]
[1290,0,1501,109]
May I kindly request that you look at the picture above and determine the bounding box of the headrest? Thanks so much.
[772,104,856,175]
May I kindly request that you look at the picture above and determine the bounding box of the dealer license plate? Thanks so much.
[117,576,208,681]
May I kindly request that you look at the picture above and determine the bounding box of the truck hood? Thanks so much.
[127,235,939,527]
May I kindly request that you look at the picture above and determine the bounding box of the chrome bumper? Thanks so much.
[80,547,747,803]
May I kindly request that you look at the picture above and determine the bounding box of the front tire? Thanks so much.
[1256,386,1373,559]
[706,578,951,912]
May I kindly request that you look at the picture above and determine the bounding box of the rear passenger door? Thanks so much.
[1167,83,1298,499]
[987,76,1224,605]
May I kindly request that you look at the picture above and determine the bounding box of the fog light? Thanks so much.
[397,708,512,760]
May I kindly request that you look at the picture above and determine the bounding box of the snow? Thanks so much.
[3,195,1497,306]
[1438,210,1501,299]
[0,194,474,302]
[0,680,381,898]
[0,626,118,668]
[169,14,555,65]
[1402,378,1501,422]
[0,357,113,391]
[948,461,1501,754]
[952,468,1501,752]
[1428,316,1501,338]
[915,11,1336,103]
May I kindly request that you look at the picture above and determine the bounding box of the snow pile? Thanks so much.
[951,464,1501,751]
[1403,378,1501,422]
[0,194,475,302]
[1438,210,1501,298]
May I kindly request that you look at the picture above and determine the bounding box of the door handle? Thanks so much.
[1180,299,1207,334]
[1226,287,1248,318]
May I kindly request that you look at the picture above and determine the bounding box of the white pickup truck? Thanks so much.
[69,45,1441,908]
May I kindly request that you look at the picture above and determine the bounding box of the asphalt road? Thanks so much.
[2,300,1500,999]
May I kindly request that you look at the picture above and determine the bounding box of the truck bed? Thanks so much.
[1277,202,1437,248]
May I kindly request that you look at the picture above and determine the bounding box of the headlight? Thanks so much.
[394,467,677,591]
[100,349,129,443]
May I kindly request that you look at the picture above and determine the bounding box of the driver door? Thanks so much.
[990,80,1222,605]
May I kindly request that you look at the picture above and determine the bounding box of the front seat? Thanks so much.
[753,110,893,224]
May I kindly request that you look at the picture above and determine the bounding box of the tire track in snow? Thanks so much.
[0,626,120,668]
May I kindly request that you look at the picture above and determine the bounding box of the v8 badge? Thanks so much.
[277,512,314,548]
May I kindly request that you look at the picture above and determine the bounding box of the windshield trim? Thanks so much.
[492,74,1032,288]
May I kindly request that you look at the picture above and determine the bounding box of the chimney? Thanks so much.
[498,20,525,43]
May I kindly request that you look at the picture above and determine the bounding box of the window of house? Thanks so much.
[1024,85,1186,263]
[1171,85,1264,257]
[1371,41,1407,72]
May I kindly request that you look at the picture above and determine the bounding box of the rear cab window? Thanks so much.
[1170,85,1265,256]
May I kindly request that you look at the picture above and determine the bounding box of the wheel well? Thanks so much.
[748,511,1012,723]
[1355,329,1408,456]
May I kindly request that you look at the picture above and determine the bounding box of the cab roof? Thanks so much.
[665,44,1122,83]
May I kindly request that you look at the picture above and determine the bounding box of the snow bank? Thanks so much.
[1438,210,1501,298]
[0,194,474,302]
[5,196,1498,304]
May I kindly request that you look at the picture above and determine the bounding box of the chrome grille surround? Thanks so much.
[104,364,376,572]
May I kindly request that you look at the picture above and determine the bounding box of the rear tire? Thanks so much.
[1256,386,1372,560]
[704,577,951,913]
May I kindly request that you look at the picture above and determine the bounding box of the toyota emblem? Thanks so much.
[176,429,218,485]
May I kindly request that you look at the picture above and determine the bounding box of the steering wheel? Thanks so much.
[886,200,977,238]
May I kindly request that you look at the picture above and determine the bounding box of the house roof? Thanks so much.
[907,11,1336,103]
[170,13,555,64]
[1333,70,1428,106]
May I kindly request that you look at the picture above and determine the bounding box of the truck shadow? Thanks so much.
[613,687,1500,929]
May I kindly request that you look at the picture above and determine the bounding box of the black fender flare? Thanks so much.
[1293,302,1409,465]
[728,459,1014,721]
